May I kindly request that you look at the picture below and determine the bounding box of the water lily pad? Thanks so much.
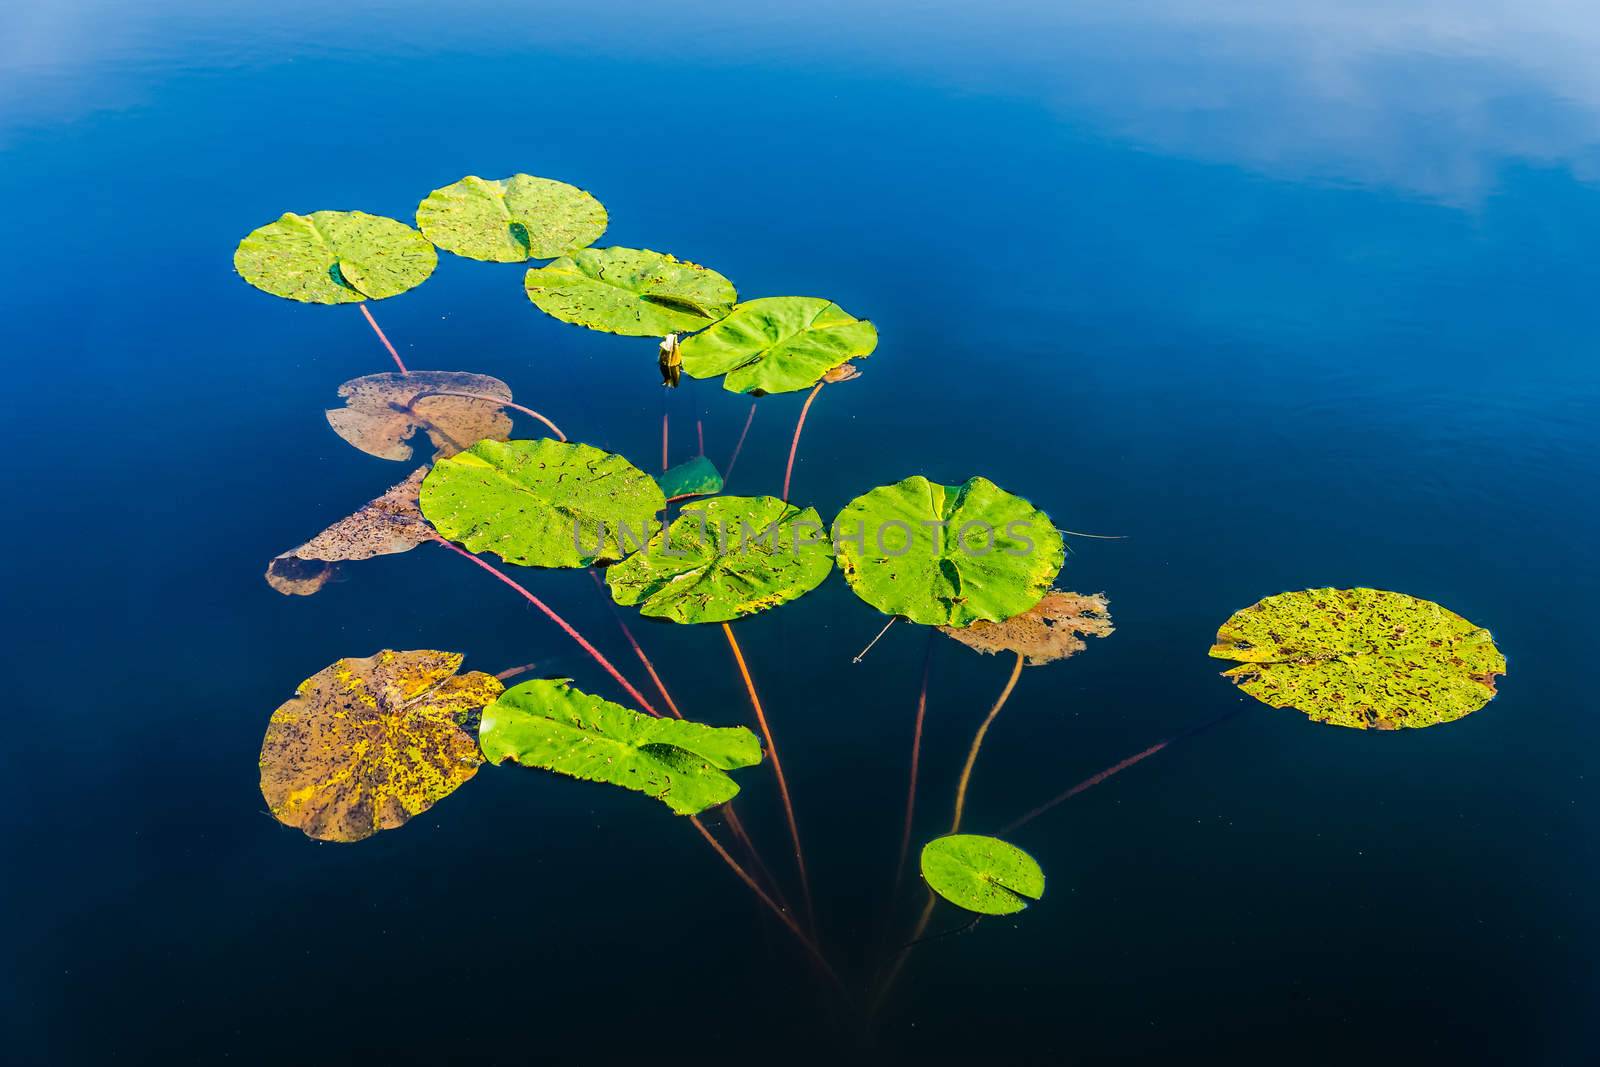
[940,590,1113,666]
[420,439,664,568]
[259,650,500,842]
[524,247,736,337]
[415,174,607,262]
[479,678,761,815]
[920,835,1045,916]
[678,297,877,394]
[234,211,437,304]
[833,475,1064,627]
[1209,588,1506,730]
[655,455,724,500]
[325,371,514,461]
[605,496,833,624]
[266,468,432,595]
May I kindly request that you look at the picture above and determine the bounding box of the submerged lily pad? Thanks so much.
[1209,587,1506,730]
[416,174,607,262]
[266,468,432,595]
[259,650,500,842]
[524,247,736,337]
[479,678,761,815]
[833,475,1064,627]
[234,211,437,304]
[605,496,834,624]
[420,439,664,568]
[325,371,514,461]
[920,835,1045,916]
[678,297,877,394]
[655,455,724,500]
[940,590,1114,666]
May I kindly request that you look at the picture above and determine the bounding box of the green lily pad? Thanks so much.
[920,835,1045,916]
[605,496,833,624]
[832,475,1064,627]
[655,455,724,500]
[479,678,762,815]
[416,174,607,262]
[524,247,736,337]
[678,296,877,394]
[1209,587,1507,730]
[420,439,665,568]
[234,210,437,304]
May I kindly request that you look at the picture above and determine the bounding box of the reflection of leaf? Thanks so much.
[265,468,432,596]
[479,678,761,815]
[920,835,1044,916]
[524,247,736,337]
[655,455,724,500]
[679,297,877,394]
[1209,587,1506,730]
[606,496,833,624]
[940,590,1112,666]
[326,371,513,461]
[234,211,437,304]
[420,439,664,568]
[833,475,1064,627]
[416,174,607,262]
[259,650,500,842]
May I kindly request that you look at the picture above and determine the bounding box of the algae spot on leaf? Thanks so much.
[326,371,514,461]
[420,438,665,568]
[920,835,1045,916]
[1209,587,1506,730]
[265,467,432,596]
[524,247,737,337]
[655,455,724,500]
[941,590,1113,666]
[259,650,500,842]
[678,296,877,394]
[832,475,1064,627]
[416,174,608,262]
[234,210,437,304]
[478,678,762,815]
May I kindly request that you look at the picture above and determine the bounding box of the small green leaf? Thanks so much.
[920,835,1045,916]
[678,297,876,394]
[525,247,736,336]
[479,678,762,815]
[234,211,437,304]
[416,174,607,262]
[655,455,724,500]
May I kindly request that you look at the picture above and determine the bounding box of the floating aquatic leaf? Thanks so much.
[833,475,1064,627]
[655,455,724,500]
[524,247,736,337]
[325,371,513,461]
[416,174,607,262]
[605,496,833,624]
[234,211,437,304]
[420,439,664,568]
[920,835,1045,916]
[1209,587,1506,730]
[265,468,432,596]
[678,297,876,394]
[940,590,1113,666]
[259,650,500,842]
[479,678,761,815]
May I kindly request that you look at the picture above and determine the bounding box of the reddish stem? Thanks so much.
[410,391,567,441]
[696,419,705,456]
[661,413,669,472]
[494,662,539,682]
[724,402,756,488]
[781,383,824,500]
[892,638,934,896]
[358,303,408,374]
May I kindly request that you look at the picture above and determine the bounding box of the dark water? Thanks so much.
[5,2,1599,1062]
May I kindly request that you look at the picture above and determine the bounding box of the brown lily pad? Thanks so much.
[325,371,514,461]
[265,468,432,596]
[939,590,1114,666]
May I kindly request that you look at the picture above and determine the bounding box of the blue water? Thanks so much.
[5,2,1600,1062]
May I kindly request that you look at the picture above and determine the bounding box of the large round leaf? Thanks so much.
[259,650,500,842]
[234,211,437,304]
[326,371,514,461]
[605,496,833,624]
[524,246,736,337]
[479,678,762,815]
[420,439,664,568]
[678,296,877,394]
[832,475,1064,627]
[416,174,607,262]
[920,835,1045,916]
[1209,588,1506,730]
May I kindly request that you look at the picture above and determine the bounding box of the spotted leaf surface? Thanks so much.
[234,210,436,304]
[265,468,432,595]
[325,371,514,461]
[525,246,736,337]
[416,174,607,262]
[678,296,876,394]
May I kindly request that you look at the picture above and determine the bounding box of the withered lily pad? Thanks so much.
[525,246,736,337]
[1209,587,1507,730]
[416,174,607,262]
[265,468,432,595]
[941,590,1113,666]
[234,210,437,304]
[259,650,501,842]
[921,835,1045,916]
[326,371,513,461]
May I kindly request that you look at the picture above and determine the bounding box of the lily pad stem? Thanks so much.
[892,636,935,897]
[408,391,567,442]
[949,651,1025,833]
[781,382,825,500]
[724,402,757,488]
[358,303,408,374]
[852,616,897,663]
[494,662,539,682]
